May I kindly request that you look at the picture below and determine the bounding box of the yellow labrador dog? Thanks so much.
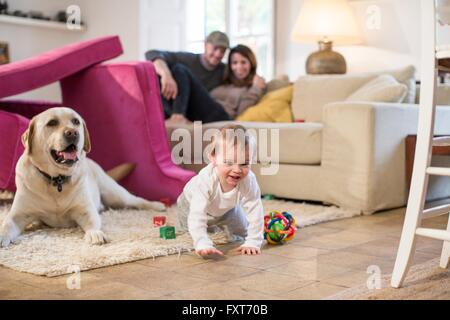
[0,107,165,247]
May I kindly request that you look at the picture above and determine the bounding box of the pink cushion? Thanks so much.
[0,99,61,119]
[0,110,28,190]
[0,36,123,99]
[0,100,62,191]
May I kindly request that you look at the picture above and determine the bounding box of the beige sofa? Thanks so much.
[166,66,450,214]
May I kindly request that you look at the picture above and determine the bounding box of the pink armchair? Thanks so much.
[0,36,194,202]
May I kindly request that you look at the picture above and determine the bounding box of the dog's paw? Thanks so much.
[0,234,12,248]
[140,201,166,212]
[150,201,167,212]
[84,230,108,245]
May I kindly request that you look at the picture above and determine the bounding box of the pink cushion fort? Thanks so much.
[0,36,194,202]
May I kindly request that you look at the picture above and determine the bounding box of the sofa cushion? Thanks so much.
[0,110,28,191]
[166,121,323,166]
[346,75,408,103]
[241,122,323,165]
[292,65,416,123]
[236,85,294,123]
[266,75,291,92]
[0,36,123,99]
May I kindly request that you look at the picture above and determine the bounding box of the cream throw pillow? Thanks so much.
[291,65,416,123]
[346,75,408,103]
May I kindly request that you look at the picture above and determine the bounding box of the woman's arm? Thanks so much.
[236,84,265,116]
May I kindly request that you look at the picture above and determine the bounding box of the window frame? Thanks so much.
[185,0,275,79]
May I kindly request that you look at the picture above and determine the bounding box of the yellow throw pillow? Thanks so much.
[237,85,294,123]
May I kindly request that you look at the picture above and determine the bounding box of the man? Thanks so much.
[146,31,231,124]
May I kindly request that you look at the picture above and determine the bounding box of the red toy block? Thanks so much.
[153,216,167,227]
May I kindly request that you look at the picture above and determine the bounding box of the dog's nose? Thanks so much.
[64,129,79,143]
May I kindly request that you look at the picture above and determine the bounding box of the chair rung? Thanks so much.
[422,204,450,219]
[426,167,450,176]
[416,228,450,241]
[433,136,450,147]
[436,45,450,59]
[437,51,450,60]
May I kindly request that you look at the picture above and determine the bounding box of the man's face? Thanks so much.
[204,42,227,67]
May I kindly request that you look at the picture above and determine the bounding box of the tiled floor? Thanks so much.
[0,205,448,300]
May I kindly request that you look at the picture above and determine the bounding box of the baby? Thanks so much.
[176,124,264,257]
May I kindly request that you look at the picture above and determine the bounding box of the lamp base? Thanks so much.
[306,40,346,75]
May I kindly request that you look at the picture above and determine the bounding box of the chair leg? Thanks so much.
[391,213,419,288]
[440,216,450,269]
[391,151,429,288]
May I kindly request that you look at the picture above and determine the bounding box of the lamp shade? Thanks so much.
[291,0,362,45]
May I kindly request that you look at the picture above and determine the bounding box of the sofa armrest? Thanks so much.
[321,102,450,214]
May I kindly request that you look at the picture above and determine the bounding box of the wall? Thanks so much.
[275,0,450,81]
[139,0,186,59]
[3,0,449,101]
[0,0,140,101]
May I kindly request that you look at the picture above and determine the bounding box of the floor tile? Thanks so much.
[282,282,347,300]
[225,270,314,295]
[266,259,350,281]
[222,251,296,270]
[165,282,282,300]
[173,261,260,282]
[263,243,330,261]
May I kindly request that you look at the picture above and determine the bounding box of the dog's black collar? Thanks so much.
[35,167,71,193]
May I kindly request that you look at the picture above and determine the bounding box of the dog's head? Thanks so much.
[22,107,91,173]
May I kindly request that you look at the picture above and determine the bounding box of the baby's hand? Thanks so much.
[195,247,224,257]
[236,246,261,256]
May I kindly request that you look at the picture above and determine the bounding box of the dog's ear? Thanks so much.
[83,120,91,153]
[21,118,36,155]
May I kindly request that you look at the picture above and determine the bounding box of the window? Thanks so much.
[185,0,275,79]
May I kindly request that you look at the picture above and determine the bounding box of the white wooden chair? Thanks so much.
[391,0,450,288]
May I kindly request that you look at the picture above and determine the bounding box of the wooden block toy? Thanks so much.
[153,216,167,227]
[160,226,176,239]
[263,194,275,200]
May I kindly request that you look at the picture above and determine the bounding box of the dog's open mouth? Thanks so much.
[51,144,79,166]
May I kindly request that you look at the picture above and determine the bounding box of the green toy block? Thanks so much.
[160,226,176,239]
[263,194,275,200]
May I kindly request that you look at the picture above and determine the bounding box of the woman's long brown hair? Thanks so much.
[225,45,258,87]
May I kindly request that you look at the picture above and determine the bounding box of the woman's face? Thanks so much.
[230,52,251,81]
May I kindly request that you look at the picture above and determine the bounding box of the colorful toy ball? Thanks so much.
[264,211,296,245]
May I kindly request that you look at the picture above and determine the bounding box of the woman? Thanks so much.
[210,45,267,119]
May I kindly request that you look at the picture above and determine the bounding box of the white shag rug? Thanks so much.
[0,198,360,277]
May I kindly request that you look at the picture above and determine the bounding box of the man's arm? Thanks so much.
[145,50,198,101]
[146,50,184,100]
[152,59,178,100]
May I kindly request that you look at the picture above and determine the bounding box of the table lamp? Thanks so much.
[291,0,361,74]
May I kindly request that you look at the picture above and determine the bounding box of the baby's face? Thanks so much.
[212,143,250,188]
